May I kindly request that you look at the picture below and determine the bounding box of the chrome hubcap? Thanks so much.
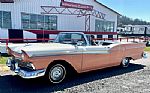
[122,59,129,66]
[50,66,64,81]
[143,52,148,58]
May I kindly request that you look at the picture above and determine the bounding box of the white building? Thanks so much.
[0,0,119,41]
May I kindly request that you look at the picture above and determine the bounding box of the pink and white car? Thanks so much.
[6,32,146,84]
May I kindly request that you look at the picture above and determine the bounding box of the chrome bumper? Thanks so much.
[6,58,46,79]
[18,69,46,79]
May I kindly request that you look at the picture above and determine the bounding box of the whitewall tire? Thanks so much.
[48,64,66,84]
[121,58,130,68]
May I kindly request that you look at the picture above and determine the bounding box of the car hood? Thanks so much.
[12,43,76,57]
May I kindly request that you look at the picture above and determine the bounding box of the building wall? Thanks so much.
[0,0,118,41]
[0,0,118,31]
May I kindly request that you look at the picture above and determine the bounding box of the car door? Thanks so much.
[82,46,111,72]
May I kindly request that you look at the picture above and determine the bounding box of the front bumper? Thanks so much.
[6,58,46,79]
[18,69,46,79]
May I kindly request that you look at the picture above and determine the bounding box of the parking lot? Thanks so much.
[0,53,150,93]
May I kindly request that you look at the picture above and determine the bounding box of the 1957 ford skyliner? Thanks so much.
[6,32,146,83]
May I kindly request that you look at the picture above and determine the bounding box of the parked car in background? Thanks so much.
[6,32,146,84]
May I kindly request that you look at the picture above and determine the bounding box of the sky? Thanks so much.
[98,0,150,22]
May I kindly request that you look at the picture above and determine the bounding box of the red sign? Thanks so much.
[61,1,93,10]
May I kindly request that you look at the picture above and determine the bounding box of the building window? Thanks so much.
[37,15,44,29]
[21,13,57,30]
[95,20,115,32]
[0,11,12,29]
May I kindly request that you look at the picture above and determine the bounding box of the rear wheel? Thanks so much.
[121,58,130,67]
[142,52,148,58]
[48,64,66,84]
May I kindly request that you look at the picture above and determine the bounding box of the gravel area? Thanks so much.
[0,53,149,93]
[57,57,150,93]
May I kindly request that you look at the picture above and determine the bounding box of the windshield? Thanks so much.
[54,33,87,46]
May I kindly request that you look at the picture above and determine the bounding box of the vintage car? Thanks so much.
[6,32,146,84]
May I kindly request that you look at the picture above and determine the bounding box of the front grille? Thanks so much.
[18,62,34,70]
[13,58,34,71]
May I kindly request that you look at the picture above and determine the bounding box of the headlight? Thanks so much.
[21,53,25,60]
[21,50,29,62]
[6,48,9,53]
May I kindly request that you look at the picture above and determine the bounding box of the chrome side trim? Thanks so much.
[30,50,110,57]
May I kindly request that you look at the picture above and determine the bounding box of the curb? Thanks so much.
[0,65,10,72]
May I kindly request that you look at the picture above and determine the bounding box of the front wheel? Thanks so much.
[48,64,66,84]
[121,58,130,68]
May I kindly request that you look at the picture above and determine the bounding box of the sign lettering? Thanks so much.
[61,1,93,10]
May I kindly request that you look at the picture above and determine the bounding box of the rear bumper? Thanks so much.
[6,58,46,79]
